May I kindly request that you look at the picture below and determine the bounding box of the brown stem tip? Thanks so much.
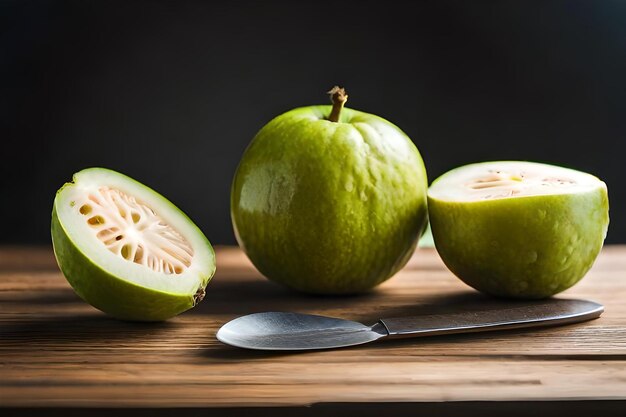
[327,86,348,122]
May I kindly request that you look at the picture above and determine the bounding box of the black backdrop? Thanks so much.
[2,0,625,244]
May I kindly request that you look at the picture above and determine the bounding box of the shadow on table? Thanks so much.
[6,401,626,417]
[0,313,174,345]
[2,289,84,305]
[203,342,301,361]
[193,274,539,323]
[188,274,382,316]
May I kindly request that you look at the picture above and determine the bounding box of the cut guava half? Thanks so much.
[51,168,216,321]
[428,161,609,299]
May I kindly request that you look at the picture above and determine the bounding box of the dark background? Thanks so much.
[2,0,625,245]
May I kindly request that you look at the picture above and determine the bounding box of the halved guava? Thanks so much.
[51,168,216,321]
[428,161,609,299]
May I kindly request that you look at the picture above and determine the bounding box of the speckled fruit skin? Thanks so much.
[429,186,609,299]
[231,105,428,294]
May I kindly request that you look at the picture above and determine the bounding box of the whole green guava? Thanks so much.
[231,88,428,293]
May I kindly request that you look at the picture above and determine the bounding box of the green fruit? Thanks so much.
[428,161,609,299]
[51,168,216,321]
[231,87,428,294]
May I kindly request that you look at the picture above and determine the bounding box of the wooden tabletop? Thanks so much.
[1,245,626,416]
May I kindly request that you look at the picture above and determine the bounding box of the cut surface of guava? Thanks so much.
[428,161,609,299]
[52,168,215,320]
[429,161,604,202]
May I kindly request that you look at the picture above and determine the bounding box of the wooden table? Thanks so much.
[1,246,625,416]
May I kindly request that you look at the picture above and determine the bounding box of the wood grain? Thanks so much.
[1,245,626,410]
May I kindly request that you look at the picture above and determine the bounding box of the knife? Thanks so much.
[216,298,603,351]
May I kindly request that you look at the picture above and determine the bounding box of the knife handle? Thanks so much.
[378,299,603,339]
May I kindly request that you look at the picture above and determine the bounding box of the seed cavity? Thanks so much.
[88,216,105,226]
[542,177,576,185]
[121,244,132,260]
[76,186,193,275]
[134,244,144,263]
[469,180,518,190]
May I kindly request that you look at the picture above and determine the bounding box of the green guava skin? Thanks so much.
[51,206,214,322]
[429,188,609,299]
[231,105,428,294]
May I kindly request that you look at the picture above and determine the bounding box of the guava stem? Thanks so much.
[327,86,348,122]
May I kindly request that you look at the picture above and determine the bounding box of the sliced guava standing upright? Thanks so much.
[52,168,216,321]
[428,161,609,299]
